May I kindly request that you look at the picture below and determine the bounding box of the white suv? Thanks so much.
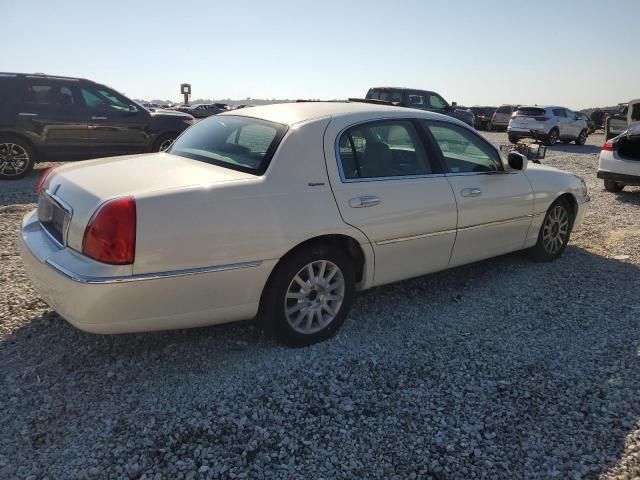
[508,106,589,146]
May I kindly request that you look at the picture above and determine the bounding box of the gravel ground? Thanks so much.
[1,132,640,480]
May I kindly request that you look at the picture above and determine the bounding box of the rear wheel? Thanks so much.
[0,136,35,180]
[153,133,176,152]
[261,244,355,347]
[575,129,587,145]
[529,197,573,262]
[604,178,624,192]
[545,128,559,146]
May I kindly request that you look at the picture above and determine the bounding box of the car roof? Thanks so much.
[221,101,461,126]
[0,71,86,82]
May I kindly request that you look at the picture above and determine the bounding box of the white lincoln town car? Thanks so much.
[20,102,589,346]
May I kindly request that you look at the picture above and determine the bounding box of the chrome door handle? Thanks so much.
[19,112,39,117]
[91,116,107,120]
[461,188,482,197]
[349,196,380,208]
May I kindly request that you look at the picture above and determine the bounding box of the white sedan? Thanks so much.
[20,102,590,346]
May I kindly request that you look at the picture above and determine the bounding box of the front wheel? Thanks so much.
[575,129,587,145]
[604,178,623,192]
[261,244,355,347]
[153,133,177,152]
[528,198,573,262]
[0,136,36,180]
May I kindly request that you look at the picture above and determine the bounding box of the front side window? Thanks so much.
[169,115,287,175]
[424,121,502,174]
[338,120,434,180]
[427,94,448,110]
[81,87,131,112]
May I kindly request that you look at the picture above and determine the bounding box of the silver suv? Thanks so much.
[491,104,518,131]
[508,106,588,146]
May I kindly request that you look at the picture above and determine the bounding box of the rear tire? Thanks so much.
[604,179,624,192]
[528,197,573,262]
[153,133,177,152]
[0,136,36,180]
[545,128,559,146]
[575,129,587,145]
[260,244,355,347]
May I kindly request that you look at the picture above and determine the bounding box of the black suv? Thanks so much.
[365,87,475,128]
[0,73,195,179]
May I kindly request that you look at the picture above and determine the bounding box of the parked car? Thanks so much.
[605,99,640,140]
[470,106,497,131]
[364,87,475,127]
[576,112,596,134]
[0,72,195,179]
[191,103,230,118]
[598,124,640,192]
[508,106,589,146]
[491,105,518,131]
[20,102,589,346]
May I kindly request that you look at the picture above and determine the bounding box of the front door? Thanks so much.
[16,78,88,160]
[421,120,534,267]
[80,85,150,157]
[324,118,458,286]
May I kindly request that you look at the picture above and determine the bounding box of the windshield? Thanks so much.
[366,89,404,103]
[168,115,288,175]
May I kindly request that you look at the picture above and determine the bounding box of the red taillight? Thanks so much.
[534,116,550,121]
[82,196,136,265]
[602,140,617,152]
[35,167,56,194]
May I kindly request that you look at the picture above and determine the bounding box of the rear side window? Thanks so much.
[169,115,287,175]
[366,89,404,103]
[23,82,75,106]
[552,108,566,117]
[338,120,434,180]
[423,121,502,174]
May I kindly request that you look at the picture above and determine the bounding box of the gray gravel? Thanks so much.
[2,132,640,479]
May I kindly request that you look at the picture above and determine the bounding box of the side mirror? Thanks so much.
[507,152,527,171]
[128,104,139,114]
[451,101,457,109]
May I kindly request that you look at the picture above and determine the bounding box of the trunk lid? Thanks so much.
[41,152,254,252]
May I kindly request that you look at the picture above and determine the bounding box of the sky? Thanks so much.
[1,0,638,109]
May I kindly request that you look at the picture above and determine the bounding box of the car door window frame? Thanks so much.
[418,119,506,176]
[334,118,445,183]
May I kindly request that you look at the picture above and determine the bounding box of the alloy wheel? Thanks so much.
[284,260,345,335]
[0,143,30,177]
[549,129,558,145]
[542,205,569,254]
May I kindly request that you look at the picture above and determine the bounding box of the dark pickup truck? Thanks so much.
[365,87,475,128]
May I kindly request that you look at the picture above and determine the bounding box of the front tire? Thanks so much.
[528,198,573,262]
[261,244,355,347]
[153,133,177,152]
[604,178,624,192]
[0,136,36,180]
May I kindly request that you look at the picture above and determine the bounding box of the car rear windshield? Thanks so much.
[168,115,288,175]
[496,106,513,113]
[515,107,546,117]
[366,88,404,103]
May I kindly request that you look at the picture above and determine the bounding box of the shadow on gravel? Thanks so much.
[546,144,601,155]
[0,167,45,207]
[613,188,640,206]
[2,246,640,479]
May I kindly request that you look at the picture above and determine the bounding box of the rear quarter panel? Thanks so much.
[133,118,370,276]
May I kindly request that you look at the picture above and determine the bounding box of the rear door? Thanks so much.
[15,77,88,160]
[421,120,534,267]
[628,99,640,126]
[79,85,151,157]
[324,117,458,286]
